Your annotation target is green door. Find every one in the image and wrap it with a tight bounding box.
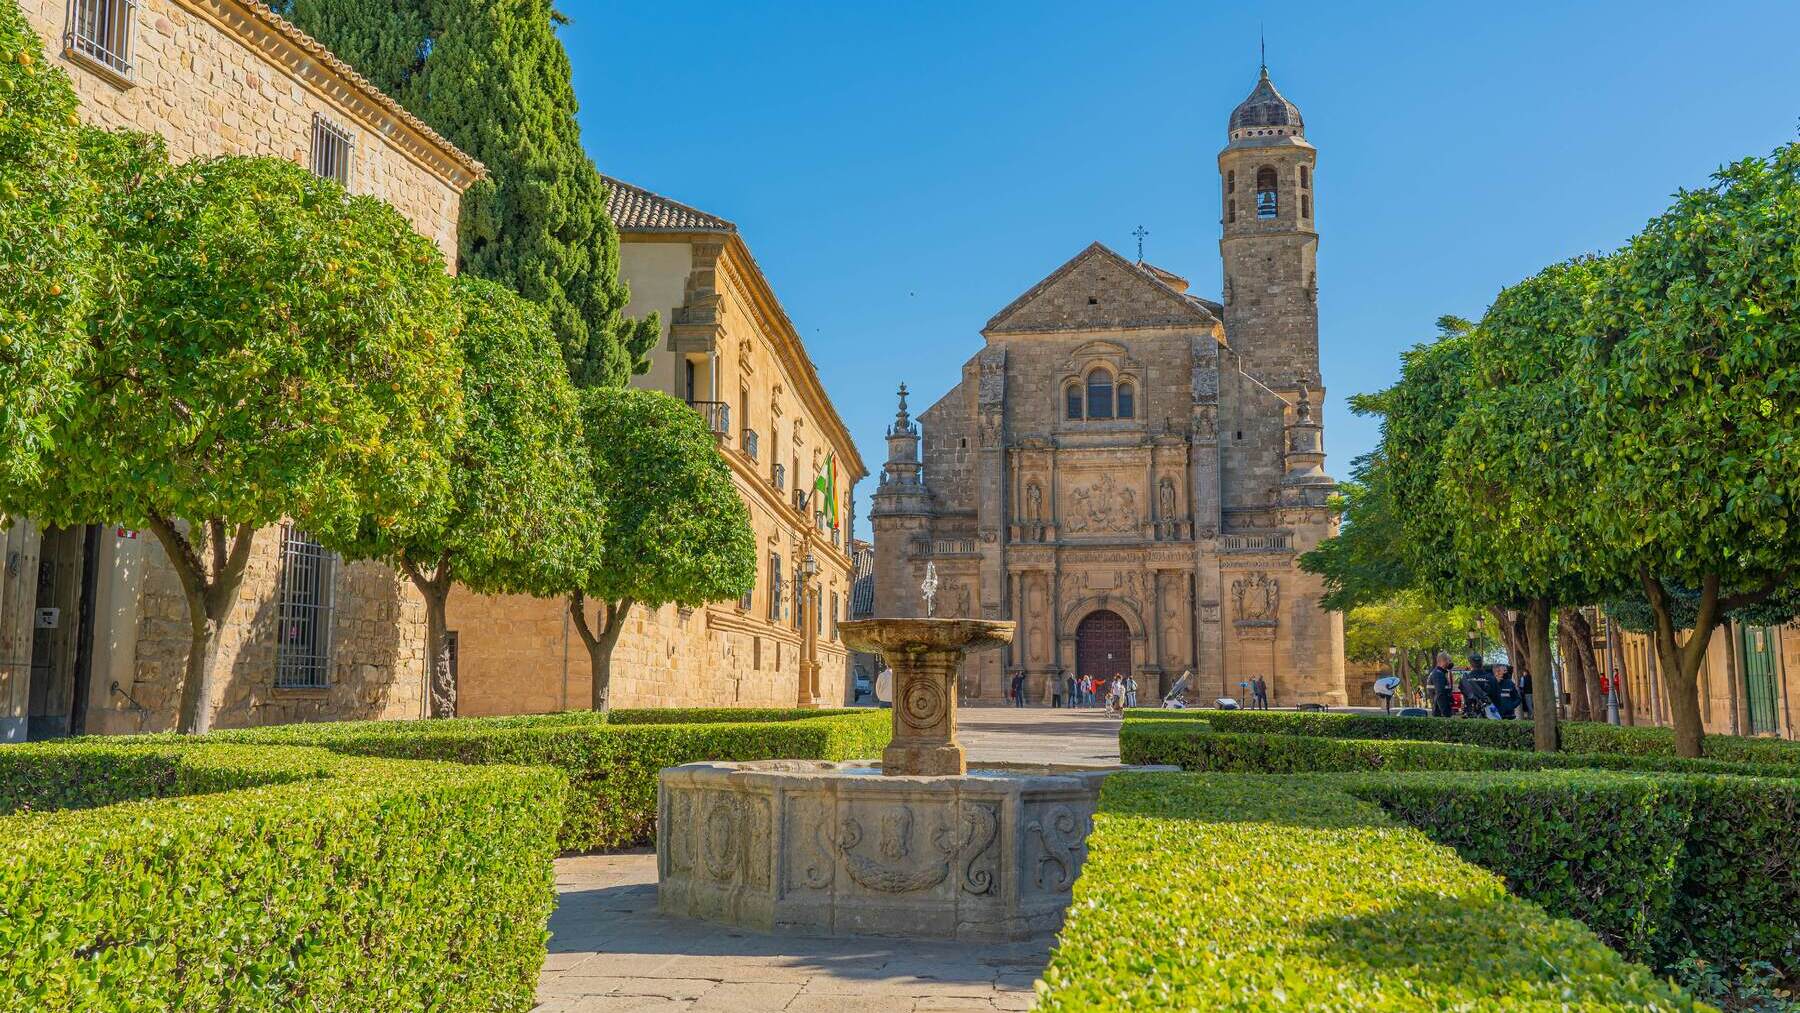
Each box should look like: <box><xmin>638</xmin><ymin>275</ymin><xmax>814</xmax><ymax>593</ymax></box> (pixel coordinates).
<box><xmin>1740</xmin><ymin>625</ymin><xmax>1781</xmax><ymax>736</ymax></box>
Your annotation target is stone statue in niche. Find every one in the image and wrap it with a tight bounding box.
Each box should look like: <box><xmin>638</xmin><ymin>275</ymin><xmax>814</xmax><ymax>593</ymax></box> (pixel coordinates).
<box><xmin>1232</xmin><ymin>572</ymin><xmax>1279</xmax><ymax>622</ymax></box>
<box><xmin>956</xmin><ymin>584</ymin><xmax>972</xmax><ymax>619</ymax></box>
<box><xmin>1158</xmin><ymin>476</ymin><xmax>1176</xmax><ymax>520</ymax></box>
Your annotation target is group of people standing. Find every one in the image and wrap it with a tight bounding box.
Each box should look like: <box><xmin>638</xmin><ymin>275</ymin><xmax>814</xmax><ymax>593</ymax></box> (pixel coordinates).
<box><xmin>1003</xmin><ymin>671</ymin><xmax>1138</xmax><ymax>711</ymax></box>
<box><xmin>1422</xmin><ymin>651</ymin><xmax>1532</xmax><ymax>720</ymax></box>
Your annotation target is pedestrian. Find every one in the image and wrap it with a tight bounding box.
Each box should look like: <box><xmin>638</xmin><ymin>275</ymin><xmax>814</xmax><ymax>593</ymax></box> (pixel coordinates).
<box><xmin>1123</xmin><ymin>673</ymin><xmax>1139</xmax><ymax>709</ymax></box>
<box><xmin>1107</xmin><ymin>674</ymin><xmax>1126</xmax><ymax>715</ymax></box>
<box><xmin>1051</xmin><ymin>675</ymin><xmax>1063</xmax><ymax>709</ymax></box>
<box><xmin>1065</xmin><ymin>671</ymin><xmax>1077</xmax><ymax>709</ymax></box>
<box><xmin>1519</xmin><ymin>668</ymin><xmax>1534</xmax><ymax>719</ymax></box>
<box><xmin>1493</xmin><ymin>663</ymin><xmax>1521</xmax><ymax>720</ymax></box>
<box><xmin>1473</xmin><ymin>655</ymin><xmax>1501</xmax><ymax>718</ymax></box>
<box><xmin>1373</xmin><ymin>672</ymin><xmax>1401</xmax><ymax>715</ymax></box>
<box><xmin>1010</xmin><ymin>670</ymin><xmax>1026</xmax><ymax>708</ymax></box>
<box><xmin>1427</xmin><ymin>651</ymin><xmax>1455</xmax><ymax>717</ymax></box>
<box><xmin>1252</xmin><ymin>676</ymin><xmax>1269</xmax><ymax>710</ymax></box>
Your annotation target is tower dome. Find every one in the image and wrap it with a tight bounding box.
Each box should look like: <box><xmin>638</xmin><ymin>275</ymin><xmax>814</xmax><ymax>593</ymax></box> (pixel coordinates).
<box><xmin>1228</xmin><ymin>67</ymin><xmax>1304</xmax><ymax>140</ymax></box>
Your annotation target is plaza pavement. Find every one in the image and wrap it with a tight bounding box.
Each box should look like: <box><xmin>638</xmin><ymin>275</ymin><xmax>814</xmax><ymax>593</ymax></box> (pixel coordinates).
<box><xmin>534</xmin><ymin>706</ymin><xmax>1120</xmax><ymax>1012</ymax></box>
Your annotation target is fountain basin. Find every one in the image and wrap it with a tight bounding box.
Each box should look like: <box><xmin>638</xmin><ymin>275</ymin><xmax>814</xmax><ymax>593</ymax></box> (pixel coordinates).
<box><xmin>657</xmin><ymin>760</ymin><xmax>1170</xmax><ymax>941</ymax></box>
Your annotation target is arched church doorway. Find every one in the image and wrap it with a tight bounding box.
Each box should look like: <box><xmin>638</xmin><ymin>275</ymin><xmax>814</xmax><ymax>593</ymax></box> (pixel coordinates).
<box><xmin>1075</xmin><ymin>610</ymin><xmax>1130</xmax><ymax>682</ymax></box>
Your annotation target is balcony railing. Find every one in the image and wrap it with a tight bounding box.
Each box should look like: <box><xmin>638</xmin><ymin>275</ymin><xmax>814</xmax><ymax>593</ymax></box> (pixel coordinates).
<box><xmin>771</xmin><ymin>462</ymin><xmax>786</xmax><ymax>492</ymax></box>
<box><xmin>1221</xmin><ymin>531</ymin><xmax>1293</xmax><ymax>553</ymax></box>
<box><xmin>741</xmin><ymin>428</ymin><xmax>760</xmax><ymax>461</ymax></box>
<box><xmin>792</xmin><ymin>488</ymin><xmax>809</xmax><ymax>513</ymax></box>
<box><xmin>687</xmin><ymin>399</ymin><xmax>730</xmax><ymax>436</ymax></box>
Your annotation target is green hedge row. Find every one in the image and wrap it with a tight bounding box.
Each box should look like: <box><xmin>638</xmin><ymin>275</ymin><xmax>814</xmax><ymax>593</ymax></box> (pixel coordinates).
<box><xmin>1</xmin><ymin>743</ymin><xmax>564</xmax><ymax>1012</ymax></box>
<box><xmin>1120</xmin><ymin>719</ymin><xmax>1792</xmax><ymax>778</ymax></box>
<box><xmin>1036</xmin><ymin>772</ymin><xmax>1699</xmax><ymax>1010</ymax></box>
<box><xmin>1153</xmin><ymin>708</ymin><xmax>1800</xmax><ymax>766</ymax></box>
<box><xmin>213</xmin><ymin>709</ymin><xmax>891</xmax><ymax>851</ymax></box>
<box><xmin>1340</xmin><ymin>770</ymin><xmax>1800</xmax><ymax>976</ymax></box>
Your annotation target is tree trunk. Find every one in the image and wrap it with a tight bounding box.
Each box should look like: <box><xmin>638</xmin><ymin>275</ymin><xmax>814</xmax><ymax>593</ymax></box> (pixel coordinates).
<box><xmin>1487</xmin><ymin>605</ymin><xmax>1524</xmax><ymax>668</ymax></box>
<box><xmin>1557</xmin><ymin>613</ymin><xmax>1592</xmax><ymax>721</ymax></box>
<box><xmin>1641</xmin><ymin>570</ymin><xmax>1721</xmax><ymax>759</ymax></box>
<box><xmin>147</xmin><ymin>516</ymin><xmax>256</xmax><ymax>736</ymax></box>
<box><xmin>570</xmin><ymin>592</ymin><xmax>634</xmax><ymax>712</ymax></box>
<box><xmin>399</xmin><ymin>556</ymin><xmax>456</xmax><ymax>718</ymax></box>
<box><xmin>1565</xmin><ymin>608</ymin><xmax>1604</xmax><ymax>719</ymax></box>
<box><xmin>1524</xmin><ymin>598</ymin><xmax>1558</xmax><ymax>752</ymax></box>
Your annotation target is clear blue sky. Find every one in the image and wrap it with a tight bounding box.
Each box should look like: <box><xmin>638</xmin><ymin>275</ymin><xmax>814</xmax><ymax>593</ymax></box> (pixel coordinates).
<box><xmin>561</xmin><ymin>1</ymin><xmax>1800</xmax><ymax>532</ymax></box>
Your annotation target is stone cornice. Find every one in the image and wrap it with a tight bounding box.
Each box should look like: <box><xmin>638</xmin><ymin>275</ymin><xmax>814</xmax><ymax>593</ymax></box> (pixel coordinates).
<box><xmin>183</xmin><ymin>0</ymin><xmax>485</xmax><ymax>191</ymax></box>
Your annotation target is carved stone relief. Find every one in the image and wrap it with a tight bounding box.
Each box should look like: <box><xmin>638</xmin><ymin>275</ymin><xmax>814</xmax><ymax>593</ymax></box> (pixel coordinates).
<box><xmin>1063</xmin><ymin>474</ymin><xmax>1141</xmax><ymax>534</ymax></box>
<box><xmin>978</xmin><ymin>348</ymin><xmax>1007</xmax><ymax>408</ymax></box>
<box><xmin>1025</xmin><ymin>805</ymin><xmax>1082</xmax><ymax>892</ymax></box>
<box><xmin>1233</xmin><ymin>572</ymin><xmax>1279</xmax><ymax>622</ymax></box>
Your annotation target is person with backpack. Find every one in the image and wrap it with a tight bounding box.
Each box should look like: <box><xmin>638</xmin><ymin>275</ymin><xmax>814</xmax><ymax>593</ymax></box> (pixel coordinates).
<box><xmin>1493</xmin><ymin>663</ymin><xmax>1522</xmax><ymax>719</ymax></box>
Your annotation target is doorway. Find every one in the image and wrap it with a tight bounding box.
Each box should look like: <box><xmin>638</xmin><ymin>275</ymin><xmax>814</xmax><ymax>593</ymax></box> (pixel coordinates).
<box><xmin>27</xmin><ymin>525</ymin><xmax>99</xmax><ymax>739</ymax></box>
<box><xmin>1075</xmin><ymin>610</ymin><xmax>1130</xmax><ymax>682</ymax></box>
<box><xmin>1740</xmin><ymin>625</ymin><xmax>1782</xmax><ymax>736</ymax></box>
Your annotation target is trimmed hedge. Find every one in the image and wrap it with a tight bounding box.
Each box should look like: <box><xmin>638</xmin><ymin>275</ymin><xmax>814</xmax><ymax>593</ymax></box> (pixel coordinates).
<box><xmin>213</xmin><ymin>709</ymin><xmax>891</xmax><ymax>851</ymax></box>
<box><xmin>1163</xmin><ymin>707</ymin><xmax>1800</xmax><ymax>766</ymax></box>
<box><xmin>1036</xmin><ymin>772</ymin><xmax>1699</xmax><ymax>1010</ymax></box>
<box><xmin>0</xmin><ymin>743</ymin><xmax>563</xmax><ymax>1012</ymax></box>
<box><xmin>1340</xmin><ymin>770</ymin><xmax>1800</xmax><ymax>975</ymax></box>
<box><xmin>1120</xmin><ymin>719</ymin><xmax>1793</xmax><ymax>778</ymax></box>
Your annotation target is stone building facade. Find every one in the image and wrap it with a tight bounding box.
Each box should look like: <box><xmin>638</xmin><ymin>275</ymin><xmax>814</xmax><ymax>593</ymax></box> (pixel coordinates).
<box><xmin>450</xmin><ymin>179</ymin><xmax>868</xmax><ymax>714</ymax></box>
<box><xmin>0</xmin><ymin>0</ymin><xmax>481</xmax><ymax>739</ymax></box>
<box><xmin>1607</xmin><ymin>621</ymin><xmax>1799</xmax><ymax>740</ymax></box>
<box><xmin>870</xmin><ymin>67</ymin><xmax>1346</xmax><ymax>707</ymax></box>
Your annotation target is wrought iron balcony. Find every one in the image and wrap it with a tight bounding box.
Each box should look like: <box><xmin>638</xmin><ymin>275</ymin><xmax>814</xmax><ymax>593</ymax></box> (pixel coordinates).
<box><xmin>687</xmin><ymin>399</ymin><xmax>730</xmax><ymax>436</ymax></box>
<box><xmin>741</xmin><ymin>428</ymin><xmax>760</xmax><ymax>461</ymax></box>
<box><xmin>772</xmin><ymin>462</ymin><xmax>786</xmax><ymax>492</ymax></box>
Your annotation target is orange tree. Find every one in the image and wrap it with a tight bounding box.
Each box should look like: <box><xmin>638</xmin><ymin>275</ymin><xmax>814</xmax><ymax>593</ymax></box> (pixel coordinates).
<box><xmin>568</xmin><ymin>388</ymin><xmax>753</xmax><ymax>711</ymax></box>
<box><xmin>1577</xmin><ymin>143</ymin><xmax>1800</xmax><ymax>757</ymax></box>
<box><xmin>1441</xmin><ymin>259</ymin><xmax>1620</xmax><ymax>751</ymax></box>
<box><xmin>332</xmin><ymin>276</ymin><xmax>592</xmax><ymax>717</ymax></box>
<box><xmin>20</xmin><ymin>147</ymin><xmax>461</xmax><ymax>734</ymax></box>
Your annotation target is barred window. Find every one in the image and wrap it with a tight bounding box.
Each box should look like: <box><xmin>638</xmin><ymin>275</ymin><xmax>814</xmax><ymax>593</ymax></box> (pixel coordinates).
<box><xmin>768</xmin><ymin>553</ymin><xmax>783</xmax><ymax>622</ymax></box>
<box><xmin>275</xmin><ymin>525</ymin><xmax>336</xmax><ymax>689</ymax></box>
<box><xmin>65</xmin><ymin>0</ymin><xmax>136</xmax><ymax>81</ymax></box>
<box><xmin>310</xmin><ymin>114</ymin><xmax>353</xmax><ymax>186</ymax></box>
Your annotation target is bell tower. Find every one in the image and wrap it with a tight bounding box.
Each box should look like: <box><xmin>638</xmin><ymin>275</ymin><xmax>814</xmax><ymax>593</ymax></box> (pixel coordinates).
<box><xmin>1217</xmin><ymin>64</ymin><xmax>1319</xmax><ymax>389</ymax></box>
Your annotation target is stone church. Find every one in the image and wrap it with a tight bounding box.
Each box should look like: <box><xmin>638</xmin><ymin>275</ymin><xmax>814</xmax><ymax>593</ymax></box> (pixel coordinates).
<box><xmin>870</xmin><ymin>66</ymin><xmax>1345</xmax><ymax>707</ymax></box>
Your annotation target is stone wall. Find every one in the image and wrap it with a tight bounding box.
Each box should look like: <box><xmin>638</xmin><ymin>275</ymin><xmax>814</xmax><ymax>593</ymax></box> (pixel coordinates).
<box><xmin>1612</xmin><ymin>624</ymin><xmax>1799</xmax><ymax>739</ymax></box>
<box><xmin>20</xmin><ymin>0</ymin><xmax>471</xmax><ymax>262</ymax></box>
<box><xmin>82</xmin><ymin>524</ymin><xmax>425</xmax><ymax>735</ymax></box>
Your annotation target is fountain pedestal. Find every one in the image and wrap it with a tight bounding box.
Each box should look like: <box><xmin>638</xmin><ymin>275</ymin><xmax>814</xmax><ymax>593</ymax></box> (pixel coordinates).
<box><xmin>837</xmin><ymin>618</ymin><xmax>1013</xmax><ymax>776</ymax></box>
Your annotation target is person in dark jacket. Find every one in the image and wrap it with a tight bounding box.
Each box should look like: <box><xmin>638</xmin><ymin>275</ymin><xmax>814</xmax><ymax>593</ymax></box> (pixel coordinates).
<box><xmin>1460</xmin><ymin>654</ymin><xmax>1494</xmax><ymax>718</ymax></box>
<box><xmin>1519</xmin><ymin>669</ymin><xmax>1534</xmax><ymax>719</ymax></box>
<box><xmin>1427</xmin><ymin>652</ymin><xmax>1455</xmax><ymax>717</ymax></box>
<box><xmin>1493</xmin><ymin>663</ymin><xmax>1522</xmax><ymax>719</ymax></box>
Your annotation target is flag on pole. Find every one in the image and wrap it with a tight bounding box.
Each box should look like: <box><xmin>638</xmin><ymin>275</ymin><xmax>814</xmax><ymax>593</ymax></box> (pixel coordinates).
<box><xmin>813</xmin><ymin>454</ymin><xmax>839</xmax><ymax>528</ymax></box>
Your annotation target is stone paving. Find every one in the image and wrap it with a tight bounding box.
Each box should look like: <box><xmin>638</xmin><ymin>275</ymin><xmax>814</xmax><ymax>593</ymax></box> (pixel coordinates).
<box><xmin>535</xmin><ymin>709</ymin><xmax>1118</xmax><ymax>1012</ymax></box>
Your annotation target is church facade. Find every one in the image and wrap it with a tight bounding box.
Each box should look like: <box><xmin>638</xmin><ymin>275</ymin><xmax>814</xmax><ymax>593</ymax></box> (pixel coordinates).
<box><xmin>869</xmin><ymin>67</ymin><xmax>1346</xmax><ymax>707</ymax></box>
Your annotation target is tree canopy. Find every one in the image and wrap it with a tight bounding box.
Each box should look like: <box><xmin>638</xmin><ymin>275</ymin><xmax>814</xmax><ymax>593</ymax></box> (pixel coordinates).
<box><xmin>0</xmin><ymin>5</ymin><xmax>96</xmax><ymax>494</ymax></box>
<box><xmin>278</xmin><ymin>0</ymin><xmax>659</xmax><ymax>387</ymax></box>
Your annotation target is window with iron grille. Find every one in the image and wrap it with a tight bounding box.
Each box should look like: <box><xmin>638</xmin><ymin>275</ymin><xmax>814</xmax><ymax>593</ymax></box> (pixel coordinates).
<box><xmin>64</xmin><ymin>0</ymin><xmax>135</xmax><ymax>81</ymax></box>
<box><xmin>768</xmin><ymin>553</ymin><xmax>782</xmax><ymax>621</ymax></box>
<box><xmin>310</xmin><ymin>114</ymin><xmax>354</xmax><ymax>186</ymax></box>
<box><xmin>275</xmin><ymin>525</ymin><xmax>336</xmax><ymax>689</ymax></box>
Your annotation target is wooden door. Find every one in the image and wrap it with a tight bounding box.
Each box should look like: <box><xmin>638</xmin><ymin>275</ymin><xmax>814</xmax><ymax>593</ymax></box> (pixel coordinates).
<box><xmin>1741</xmin><ymin>625</ymin><xmax>1781</xmax><ymax>735</ymax></box>
<box><xmin>1076</xmin><ymin>610</ymin><xmax>1130</xmax><ymax>681</ymax></box>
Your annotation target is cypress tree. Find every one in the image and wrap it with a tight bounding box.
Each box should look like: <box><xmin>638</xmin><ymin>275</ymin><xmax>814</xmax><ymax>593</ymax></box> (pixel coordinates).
<box><xmin>279</xmin><ymin>0</ymin><xmax>658</xmax><ymax>386</ymax></box>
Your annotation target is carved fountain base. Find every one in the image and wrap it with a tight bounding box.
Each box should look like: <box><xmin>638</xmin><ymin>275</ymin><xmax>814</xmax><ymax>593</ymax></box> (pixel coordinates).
<box><xmin>657</xmin><ymin>760</ymin><xmax>1118</xmax><ymax>941</ymax></box>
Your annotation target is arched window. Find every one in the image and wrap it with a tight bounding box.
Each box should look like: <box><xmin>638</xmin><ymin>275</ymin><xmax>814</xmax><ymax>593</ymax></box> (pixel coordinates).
<box><xmin>1065</xmin><ymin>383</ymin><xmax>1083</xmax><ymax>420</ymax></box>
<box><xmin>1086</xmin><ymin>369</ymin><xmax>1114</xmax><ymax>420</ymax></box>
<box><xmin>1255</xmin><ymin>166</ymin><xmax>1278</xmax><ymax>219</ymax></box>
<box><xmin>1300</xmin><ymin>165</ymin><xmax>1311</xmax><ymax>190</ymax></box>
<box><xmin>1301</xmin><ymin>194</ymin><xmax>1311</xmax><ymax>219</ymax></box>
<box><xmin>1116</xmin><ymin>382</ymin><xmax>1135</xmax><ymax>419</ymax></box>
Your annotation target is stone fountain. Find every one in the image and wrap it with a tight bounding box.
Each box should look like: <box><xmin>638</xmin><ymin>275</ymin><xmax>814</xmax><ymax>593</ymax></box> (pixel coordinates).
<box><xmin>657</xmin><ymin>577</ymin><xmax>1153</xmax><ymax>941</ymax></box>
